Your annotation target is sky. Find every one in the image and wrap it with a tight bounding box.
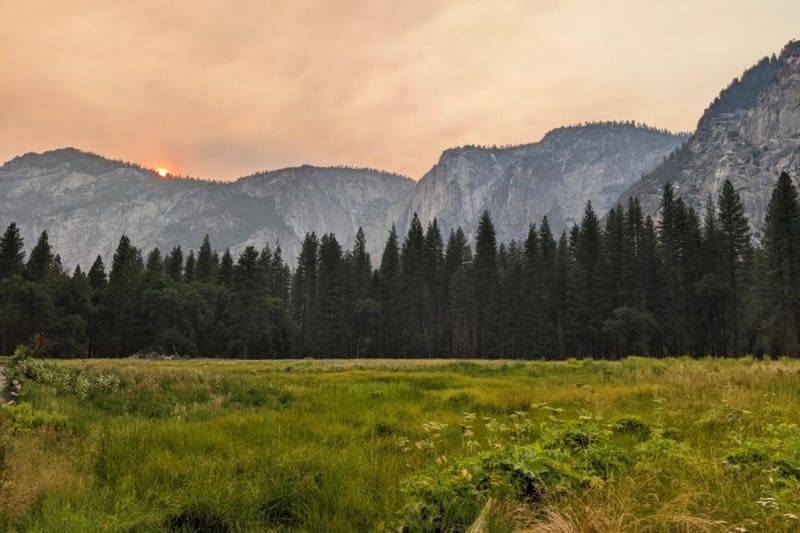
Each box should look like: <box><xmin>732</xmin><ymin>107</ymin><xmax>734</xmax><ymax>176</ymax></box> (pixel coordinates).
<box><xmin>1</xmin><ymin>1</ymin><xmax>798</xmax><ymax>181</ymax></box>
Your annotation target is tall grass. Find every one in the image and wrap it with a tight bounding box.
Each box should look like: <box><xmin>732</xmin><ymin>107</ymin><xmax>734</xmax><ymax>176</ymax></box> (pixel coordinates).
<box><xmin>1</xmin><ymin>358</ymin><xmax>800</xmax><ymax>531</ymax></box>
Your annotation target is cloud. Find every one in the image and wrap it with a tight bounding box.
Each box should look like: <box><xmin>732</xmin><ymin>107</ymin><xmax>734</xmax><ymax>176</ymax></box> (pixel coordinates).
<box><xmin>1</xmin><ymin>0</ymin><xmax>799</xmax><ymax>180</ymax></box>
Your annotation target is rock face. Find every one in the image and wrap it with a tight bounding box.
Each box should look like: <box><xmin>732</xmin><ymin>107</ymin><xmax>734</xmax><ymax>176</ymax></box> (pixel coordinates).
<box><xmin>0</xmin><ymin>150</ymin><xmax>413</xmax><ymax>265</ymax></box>
<box><xmin>617</xmin><ymin>40</ymin><xmax>800</xmax><ymax>237</ymax></box>
<box><xmin>402</xmin><ymin>123</ymin><xmax>686</xmax><ymax>241</ymax></box>
<box><xmin>0</xmin><ymin>125</ymin><xmax>686</xmax><ymax>267</ymax></box>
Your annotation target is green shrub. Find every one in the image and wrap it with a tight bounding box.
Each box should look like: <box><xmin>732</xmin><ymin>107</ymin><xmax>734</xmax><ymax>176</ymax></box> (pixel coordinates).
<box><xmin>10</xmin><ymin>359</ymin><xmax>122</xmax><ymax>400</ymax></box>
<box><xmin>0</xmin><ymin>403</ymin><xmax>68</xmax><ymax>433</ymax></box>
<box><xmin>398</xmin><ymin>445</ymin><xmax>590</xmax><ymax>531</ymax></box>
<box><xmin>11</xmin><ymin>344</ymin><xmax>33</xmax><ymax>363</ymax></box>
<box><xmin>725</xmin><ymin>442</ymin><xmax>770</xmax><ymax>465</ymax></box>
<box><xmin>611</xmin><ymin>415</ymin><xmax>652</xmax><ymax>440</ymax></box>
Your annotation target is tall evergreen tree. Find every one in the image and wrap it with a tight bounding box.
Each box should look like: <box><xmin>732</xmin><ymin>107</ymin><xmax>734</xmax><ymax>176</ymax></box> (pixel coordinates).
<box><xmin>717</xmin><ymin>180</ymin><xmax>751</xmax><ymax>354</ymax></box>
<box><xmin>88</xmin><ymin>256</ymin><xmax>107</xmax><ymax>291</ymax></box>
<box><xmin>145</xmin><ymin>248</ymin><xmax>164</xmax><ymax>274</ymax></box>
<box><xmin>218</xmin><ymin>249</ymin><xmax>233</xmax><ymax>287</ymax></box>
<box><xmin>86</xmin><ymin>255</ymin><xmax>108</xmax><ymax>356</ymax></box>
<box><xmin>196</xmin><ymin>235</ymin><xmax>216</xmax><ymax>282</ymax></box>
<box><xmin>763</xmin><ymin>172</ymin><xmax>800</xmax><ymax>355</ymax></box>
<box><xmin>444</xmin><ymin>228</ymin><xmax>474</xmax><ymax>357</ymax></box>
<box><xmin>291</xmin><ymin>233</ymin><xmax>319</xmax><ymax>354</ymax></box>
<box><xmin>25</xmin><ymin>230</ymin><xmax>54</xmax><ymax>282</ymax></box>
<box><xmin>165</xmin><ymin>245</ymin><xmax>183</xmax><ymax>281</ymax></box>
<box><xmin>227</xmin><ymin>246</ymin><xmax>267</xmax><ymax>357</ymax></box>
<box><xmin>108</xmin><ymin>236</ymin><xmax>144</xmax><ymax>354</ymax></box>
<box><xmin>349</xmin><ymin>228</ymin><xmax>373</xmax><ymax>356</ymax></box>
<box><xmin>424</xmin><ymin>220</ymin><xmax>445</xmax><ymax>356</ymax></box>
<box><xmin>0</xmin><ymin>223</ymin><xmax>25</xmax><ymax>280</ymax></box>
<box><xmin>474</xmin><ymin>211</ymin><xmax>499</xmax><ymax>356</ymax></box>
<box><xmin>270</xmin><ymin>245</ymin><xmax>291</xmax><ymax>304</ymax></box>
<box><xmin>184</xmin><ymin>250</ymin><xmax>196</xmax><ymax>282</ymax></box>
<box><xmin>377</xmin><ymin>225</ymin><xmax>402</xmax><ymax>356</ymax></box>
<box><xmin>317</xmin><ymin>233</ymin><xmax>345</xmax><ymax>355</ymax></box>
<box><xmin>399</xmin><ymin>214</ymin><xmax>427</xmax><ymax>355</ymax></box>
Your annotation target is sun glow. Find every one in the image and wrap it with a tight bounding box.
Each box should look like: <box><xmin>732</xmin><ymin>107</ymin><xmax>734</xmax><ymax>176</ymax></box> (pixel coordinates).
<box><xmin>155</xmin><ymin>167</ymin><xmax>169</xmax><ymax>178</ymax></box>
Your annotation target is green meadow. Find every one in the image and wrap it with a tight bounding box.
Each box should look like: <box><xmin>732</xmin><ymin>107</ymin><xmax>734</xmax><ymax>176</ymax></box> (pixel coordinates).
<box><xmin>3</xmin><ymin>357</ymin><xmax>800</xmax><ymax>532</ymax></box>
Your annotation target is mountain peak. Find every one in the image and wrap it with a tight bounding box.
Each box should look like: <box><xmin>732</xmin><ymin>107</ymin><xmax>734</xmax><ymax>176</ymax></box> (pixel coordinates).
<box><xmin>0</xmin><ymin>147</ymin><xmax>143</xmax><ymax>176</ymax></box>
<box><xmin>237</xmin><ymin>164</ymin><xmax>411</xmax><ymax>184</ymax></box>
<box><xmin>702</xmin><ymin>55</ymin><xmax>781</xmax><ymax>120</ymax></box>
<box><xmin>780</xmin><ymin>39</ymin><xmax>800</xmax><ymax>60</ymax></box>
<box><xmin>542</xmin><ymin>121</ymin><xmax>688</xmax><ymax>141</ymax></box>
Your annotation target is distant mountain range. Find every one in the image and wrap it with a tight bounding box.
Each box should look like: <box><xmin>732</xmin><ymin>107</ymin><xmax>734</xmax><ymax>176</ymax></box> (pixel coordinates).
<box><xmin>2</xmin><ymin>39</ymin><xmax>798</xmax><ymax>266</ymax></box>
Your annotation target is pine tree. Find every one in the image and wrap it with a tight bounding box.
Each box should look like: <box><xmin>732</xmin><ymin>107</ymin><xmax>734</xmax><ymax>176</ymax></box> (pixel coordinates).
<box><xmin>25</xmin><ymin>230</ymin><xmax>54</xmax><ymax>282</ymax></box>
<box><xmin>423</xmin><ymin>219</ymin><xmax>444</xmax><ymax>356</ymax></box>
<box><xmin>571</xmin><ymin>202</ymin><xmax>603</xmax><ymax>355</ymax></box>
<box><xmin>697</xmin><ymin>196</ymin><xmax>725</xmax><ymax>354</ymax></box>
<box><xmin>399</xmin><ymin>214</ymin><xmax>427</xmax><ymax>355</ymax></box>
<box><xmin>218</xmin><ymin>249</ymin><xmax>233</xmax><ymax>287</ymax></box>
<box><xmin>600</xmin><ymin>205</ymin><xmax>625</xmax><ymax>319</ymax></box>
<box><xmin>377</xmin><ymin>225</ymin><xmax>401</xmax><ymax>356</ymax></box>
<box><xmin>621</xmin><ymin>198</ymin><xmax>644</xmax><ymax>307</ymax></box>
<box><xmin>53</xmin><ymin>265</ymin><xmax>93</xmax><ymax>355</ymax></box>
<box><xmin>196</xmin><ymin>235</ymin><xmax>216</xmax><ymax>282</ymax></box>
<box><xmin>108</xmin><ymin>235</ymin><xmax>144</xmax><ymax>354</ymax></box>
<box><xmin>763</xmin><ymin>172</ymin><xmax>800</xmax><ymax>354</ymax></box>
<box><xmin>254</xmin><ymin>244</ymin><xmax>272</xmax><ymax>294</ymax></box>
<box><xmin>538</xmin><ymin>218</ymin><xmax>560</xmax><ymax>356</ymax></box>
<box><xmin>227</xmin><ymin>246</ymin><xmax>266</xmax><ymax>357</ymax></box>
<box><xmin>317</xmin><ymin>233</ymin><xmax>345</xmax><ymax>355</ymax></box>
<box><xmin>146</xmin><ymin>248</ymin><xmax>164</xmax><ymax>274</ymax></box>
<box><xmin>0</xmin><ymin>223</ymin><xmax>25</xmax><ymax>280</ymax></box>
<box><xmin>474</xmin><ymin>211</ymin><xmax>499</xmax><ymax>357</ymax></box>
<box><xmin>270</xmin><ymin>245</ymin><xmax>291</xmax><ymax>304</ymax></box>
<box><xmin>521</xmin><ymin>224</ymin><xmax>543</xmax><ymax>356</ymax></box>
<box><xmin>88</xmin><ymin>256</ymin><xmax>107</xmax><ymax>291</ymax></box>
<box><xmin>717</xmin><ymin>180</ymin><xmax>751</xmax><ymax>354</ymax></box>
<box><xmin>291</xmin><ymin>233</ymin><xmax>319</xmax><ymax>354</ymax></box>
<box><xmin>165</xmin><ymin>245</ymin><xmax>184</xmax><ymax>281</ymax></box>
<box><xmin>554</xmin><ymin>232</ymin><xmax>570</xmax><ymax>358</ymax></box>
<box><xmin>184</xmin><ymin>251</ymin><xmax>196</xmax><ymax>282</ymax></box>
<box><xmin>349</xmin><ymin>228</ymin><xmax>373</xmax><ymax>357</ymax></box>
<box><xmin>658</xmin><ymin>183</ymin><xmax>682</xmax><ymax>354</ymax></box>
<box><xmin>86</xmin><ymin>255</ymin><xmax>108</xmax><ymax>356</ymax></box>
<box><xmin>444</xmin><ymin>228</ymin><xmax>474</xmax><ymax>357</ymax></box>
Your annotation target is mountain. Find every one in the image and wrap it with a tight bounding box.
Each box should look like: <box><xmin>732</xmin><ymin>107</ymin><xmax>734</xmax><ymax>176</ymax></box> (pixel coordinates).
<box><xmin>0</xmin><ymin>124</ymin><xmax>686</xmax><ymax>267</ymax></box>
<box><xmin>402</xmin><ymin>123</ymin><xmax>687</xmax><ymax>241</ymax></box>
<box><xmin>0</xmin><ymin>149</ymin><xmax>413</xmax><ymax>265</ymax></box>
<box><xmin>616</xmin><ymin>40</ymin><xmax>800</xmax><ymax>236</ymax></box>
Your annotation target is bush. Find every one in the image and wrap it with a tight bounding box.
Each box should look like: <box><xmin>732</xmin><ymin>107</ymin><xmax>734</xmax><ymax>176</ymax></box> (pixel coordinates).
<box><xmin>725</xmin><ymin>442</ymin><xmax>771</xmax><ymax>465</ymax></box>
<box><xmin>611</xmin><ymin>415</ymin><xmax>652</xmax><ymax>440</ymax></box>
<box><xmin>398</xmin><ymin>445</ymin><xmax>590</xmax><ymax>531</ymax></box>
<box><xmin>0</xmin><ymin>403</ymin><xmax>68</xmax><ymax>433</ymax></box>
<box><xmin>11</xmin><ymin>344</ymin><xmax>33</xmax><ymax>363</ymax></box>
<box><xmin>10</xmin><ymin>359</ymin><xmax>122</xmax><ymax>400</ymax></box>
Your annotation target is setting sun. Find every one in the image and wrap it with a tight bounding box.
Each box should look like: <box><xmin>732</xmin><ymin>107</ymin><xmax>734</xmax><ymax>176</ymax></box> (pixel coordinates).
<box><xmin>155</xmin><ymin>167</ymin><xmax>169</xmax><ymax>178</ymax></box>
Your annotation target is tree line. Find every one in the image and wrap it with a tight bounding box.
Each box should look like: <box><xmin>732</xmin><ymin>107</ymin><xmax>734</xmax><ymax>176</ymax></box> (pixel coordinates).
<box><xmin>2</xmin><ymin>172</ymin><xmax>800</xmax><ymax>359</ymax></box>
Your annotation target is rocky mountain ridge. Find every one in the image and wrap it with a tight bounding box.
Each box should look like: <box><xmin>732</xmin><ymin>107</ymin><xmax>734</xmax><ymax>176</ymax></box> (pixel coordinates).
<box><xmin>403</xmin><ymin>122</ymin><xmax>686</xmax><ymax>242</ymax></box>
<box><xmin>1</xmin><ymin>122</ymin><xmax>685</xmax><ymax>267</ymax></box>
<box><xmin>616</xmin><ymin>40</ymin><xmax>800</xmax><ymax>236</ymax></box>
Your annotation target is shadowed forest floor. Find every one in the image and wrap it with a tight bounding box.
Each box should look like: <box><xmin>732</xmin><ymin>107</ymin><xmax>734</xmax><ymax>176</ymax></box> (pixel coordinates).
<box><xmin>2</xmin><ymin>357</ymin><xmax>800</xmax><ymax>531</ymax></box>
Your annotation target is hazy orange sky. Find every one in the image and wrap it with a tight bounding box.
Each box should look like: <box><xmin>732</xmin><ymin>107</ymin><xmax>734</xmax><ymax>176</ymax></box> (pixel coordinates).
<box><xmin>1</xmin><ymin>1</ymin><xmax>798</xmax><ymax>180</ymax></box>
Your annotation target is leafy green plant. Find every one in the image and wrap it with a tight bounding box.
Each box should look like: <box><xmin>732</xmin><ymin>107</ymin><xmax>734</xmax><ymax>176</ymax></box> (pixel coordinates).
<box><xmin>0</xmin><ymin>402</ymin><xmax>67</xmax><ymax>433</ymax></box>
<box><xmin>611</xmin><ymin>415</ymin><xmax>652</xmax><ymax>440</ymax></box>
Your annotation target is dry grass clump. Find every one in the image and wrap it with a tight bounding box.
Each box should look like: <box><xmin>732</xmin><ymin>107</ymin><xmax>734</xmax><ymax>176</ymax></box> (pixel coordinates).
<box><xmin>0</xmin><ymin>429</ymin><xmax>87</xmax><ymax>522</ymax></box>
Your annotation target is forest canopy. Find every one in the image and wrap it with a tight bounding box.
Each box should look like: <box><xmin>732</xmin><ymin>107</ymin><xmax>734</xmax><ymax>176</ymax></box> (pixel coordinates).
<box><xmin>1</xmin><ymin>172</ymin><xmax>799</xmax><ymax>359</ymax></box>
